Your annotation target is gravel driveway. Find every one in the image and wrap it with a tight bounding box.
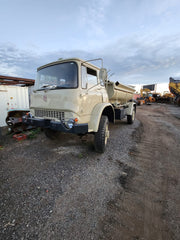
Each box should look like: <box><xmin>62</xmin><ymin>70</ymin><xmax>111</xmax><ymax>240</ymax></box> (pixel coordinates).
<box><xmin>0</xmin><ymin>103</ymin><xmax>180</xmax><ymax>240</ymax></box>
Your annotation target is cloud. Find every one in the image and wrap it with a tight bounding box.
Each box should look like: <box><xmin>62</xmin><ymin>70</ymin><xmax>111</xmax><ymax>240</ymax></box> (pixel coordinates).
<box><xmin>0</xmin><ymin>43</ymin><xmax>95</xmax><ymax>79</ymax></box>
<box><xmin>148</xmin><ymin>0</ymin><xmax>180</xmax><ymax>15</ymax></box>
<box><xmin>1</xmin><ymin>33</ymin><xmax>180</xmax><ymax>84</ymax></box>
<box><xmin>79</xmin><ymin>0</ymin><xmax>110</xmax><ymax>37</ymax></box>
<box><xmin>99</xmin><ymin>33</ymin><xmax>180</xmax><ymax>83</ymax></box>
<box><xmin>0</xmin><ymin>62</ymin><xmax>21</xmax><ymax>77</ymax></box>
<box><xmin>172</xmin><ymin>72</ymin><xmax>180</xmax><ymax>78</ymax></box>
<box><xmin>0</xmin><ymin>43</ymin><xmax>40</xmax><ymax>78</ymax></box>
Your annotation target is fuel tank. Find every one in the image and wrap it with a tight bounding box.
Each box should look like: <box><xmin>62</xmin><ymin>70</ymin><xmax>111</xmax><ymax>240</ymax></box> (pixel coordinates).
<box><xmin>105</xmin><ymin>81</ymin><xmax>135</xmax><ymax>105</ymax></box>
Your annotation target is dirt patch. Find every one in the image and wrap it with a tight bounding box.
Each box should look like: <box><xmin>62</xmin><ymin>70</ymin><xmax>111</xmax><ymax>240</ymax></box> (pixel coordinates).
<box><xmin>0</xmin><ymin>104</ymin><xmax>180</xmax><ymax>240</ymax></box>
<box><xmin>97</xmin><ymin>104</ymin><xmax>180</xmax><ymax>240</ymax></box>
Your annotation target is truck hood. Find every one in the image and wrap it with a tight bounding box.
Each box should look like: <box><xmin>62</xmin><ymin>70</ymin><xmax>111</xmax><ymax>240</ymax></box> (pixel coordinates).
<box><xmin>30</xmin><ymin>89</ymin><xmax>80</xmax><ymax>114</ymax></box>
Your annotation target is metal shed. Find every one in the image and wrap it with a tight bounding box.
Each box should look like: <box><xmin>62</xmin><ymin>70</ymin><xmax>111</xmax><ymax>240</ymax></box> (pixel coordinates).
<box><xmin>0</xmin><ymin>75</ymin><xmax>34</xmax><ymax>127</ymax></box>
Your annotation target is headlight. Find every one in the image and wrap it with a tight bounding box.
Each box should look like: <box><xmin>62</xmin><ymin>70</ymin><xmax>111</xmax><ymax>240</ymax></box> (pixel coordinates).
<box><xmin>25</xmin><ymin>112</ymin><xmax>33</xmax><ymax>118</ymax></box>
<box><xmin>64</xmin><ymin>118</ymin><xmax>78</xmax><ymax>129</ymax></box>
<box><xmin>65</xmin><ymin>119</ymin><xmax>74</xmax><ymax>129</ymax></box>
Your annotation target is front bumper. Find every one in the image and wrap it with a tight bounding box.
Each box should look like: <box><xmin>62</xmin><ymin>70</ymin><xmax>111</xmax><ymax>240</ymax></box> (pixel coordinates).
<box><xmin>23</xmin><ymin>117</ymin><xmax>88</xmax><ymax>134</ymax></box>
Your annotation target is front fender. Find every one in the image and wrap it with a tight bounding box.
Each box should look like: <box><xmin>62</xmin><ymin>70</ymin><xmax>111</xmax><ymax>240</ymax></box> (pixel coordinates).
<box><xmin>88</xmin><ymin>103</ymin><xmax>114</xmax><ymax>132</ymax></box>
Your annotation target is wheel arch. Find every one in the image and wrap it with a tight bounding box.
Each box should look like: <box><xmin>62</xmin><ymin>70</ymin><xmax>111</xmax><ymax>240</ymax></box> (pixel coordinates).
<box><xmin>102</xmin><ymin>105</ymin><xmax>115</xmax><ymax>123</ymax></box>
<box><xmin>89</xmin><ymin>103</ymin><xmax>115</xmax><ymax>132</ymax></box>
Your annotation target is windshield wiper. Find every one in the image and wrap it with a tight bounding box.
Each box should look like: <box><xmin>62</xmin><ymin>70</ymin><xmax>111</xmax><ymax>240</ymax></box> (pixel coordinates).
<box><xmin>36</xmin><ymin>84</ymin><xmax>53</xmax><ymax>91</ymax></box>
<box><xmin>53</xmin><ymin>86</ymin><xmax>68</xmax><ymax>89</ymax></box>
<box><xmin>42</xmin><ymin>84</ymin><xmax>51</xmax><ymax>88</ymax></box>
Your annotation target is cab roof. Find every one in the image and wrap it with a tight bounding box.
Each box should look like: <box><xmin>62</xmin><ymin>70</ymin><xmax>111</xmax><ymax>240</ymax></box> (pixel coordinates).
<box><xmin>37</xmin><ymin>58</ymin><xmax>101</xmax><ymax>71</ymax></box>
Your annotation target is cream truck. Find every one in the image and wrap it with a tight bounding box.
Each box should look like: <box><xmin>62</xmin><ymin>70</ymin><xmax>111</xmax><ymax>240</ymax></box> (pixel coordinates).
<box><xmin>24</xmin><ymin>58</ymin><xmax>136</xmax><ymax>152</ymax></box>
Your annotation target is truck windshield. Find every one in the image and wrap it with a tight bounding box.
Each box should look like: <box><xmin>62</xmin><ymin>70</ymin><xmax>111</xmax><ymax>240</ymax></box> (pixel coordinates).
<box><xmin>35</xmin><ymin>62</ymin><xmax>78</xmax><ymax>90</ymax></box>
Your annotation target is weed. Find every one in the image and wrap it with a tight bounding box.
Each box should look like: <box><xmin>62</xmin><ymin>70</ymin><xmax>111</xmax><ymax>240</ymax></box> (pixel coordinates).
<box><xmin>28</xmin><ymin>128</ymin><xmax>41</xmax><ymax>139</ymax></box>
<box><xmin>78</xmin><ymin>153</ymin><xmax>84</xmax><ymax>159</ymax></box>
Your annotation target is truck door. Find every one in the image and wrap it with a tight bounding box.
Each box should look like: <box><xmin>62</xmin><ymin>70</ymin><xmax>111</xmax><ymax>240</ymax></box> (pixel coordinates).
<box><xmin>80</xmin><ymin>65</ymin><xmax>103</xmax><ymax>121</ymax></box>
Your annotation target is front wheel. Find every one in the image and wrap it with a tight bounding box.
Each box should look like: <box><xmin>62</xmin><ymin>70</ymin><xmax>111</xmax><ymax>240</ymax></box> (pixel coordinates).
<box><xmin>44</xmin><ymin>128</ymin><xmax>60</xmax><ymax>140</ymax></box>
<box><xmin>94</xmin><ymin>115</ymin><xmax>109</xmax><ymax>153</ymax></box>
<box><xmin>127</xmin><ymin>107</ymin><xmax>136</xmax><ymax>124</ymax></box>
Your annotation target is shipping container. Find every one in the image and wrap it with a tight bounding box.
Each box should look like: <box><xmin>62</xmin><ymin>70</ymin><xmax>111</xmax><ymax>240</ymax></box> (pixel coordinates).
<box><xmin>0</xmin><ymin>86</ymin><xmax>29</xmax><ymax>127</ymax></box>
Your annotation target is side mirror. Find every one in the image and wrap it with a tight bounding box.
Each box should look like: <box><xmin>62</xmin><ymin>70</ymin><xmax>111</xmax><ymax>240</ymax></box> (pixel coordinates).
<box><xmin>99</xmin><ymin>68</ymin><xmax>107</xmax><ymax>83</ymax></box>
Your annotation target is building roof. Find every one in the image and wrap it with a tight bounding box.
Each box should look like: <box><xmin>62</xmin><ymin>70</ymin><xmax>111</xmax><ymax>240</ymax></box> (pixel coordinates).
<box><xmin>0</xmin><ymin>75</ymin><xmax>35</xmax><ymax>86</ymax></box>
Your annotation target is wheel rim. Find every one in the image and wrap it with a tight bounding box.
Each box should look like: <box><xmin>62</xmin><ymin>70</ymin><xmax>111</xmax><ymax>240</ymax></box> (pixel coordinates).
<box><xmin>132</xmin><ymin>109</ymin><xmax>135</xmax><ymax>121</ymax></box>
<box><xmin>105</xmin><ymin>123</ymin><xmax>109</xmax><ymax>145</ymax></box>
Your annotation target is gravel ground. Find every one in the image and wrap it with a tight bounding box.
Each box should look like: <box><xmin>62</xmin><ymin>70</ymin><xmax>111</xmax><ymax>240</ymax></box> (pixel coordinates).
<box><xmin>0</xmin><ymin>103</ymin><xmax>180</xmax><ymax>240</ymax></box>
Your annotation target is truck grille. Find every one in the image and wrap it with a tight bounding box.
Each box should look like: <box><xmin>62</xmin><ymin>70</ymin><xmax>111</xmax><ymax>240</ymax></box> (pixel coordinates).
<box><xmin>35</xmin><ymin>109</ymin><xmax>65</xmax><ymax>121</ymax></box>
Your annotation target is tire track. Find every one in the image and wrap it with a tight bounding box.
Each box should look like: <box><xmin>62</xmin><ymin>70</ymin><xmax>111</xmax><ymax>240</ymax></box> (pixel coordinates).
<box><xmin>98</xmin><ymin>104</ymin><xmax>180</xmax><ymax>240</ymax></box>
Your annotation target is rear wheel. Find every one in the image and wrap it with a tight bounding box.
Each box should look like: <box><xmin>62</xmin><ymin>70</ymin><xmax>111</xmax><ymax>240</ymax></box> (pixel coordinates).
<box><xmin>127</xmin><ymin>107</ymin><xmax>136</xmax><ymax>124</ymax></box>
<box><xmin>94</xmin><ymin>115</ymin><xmax>109</xmax><ymax>153</ymax></box>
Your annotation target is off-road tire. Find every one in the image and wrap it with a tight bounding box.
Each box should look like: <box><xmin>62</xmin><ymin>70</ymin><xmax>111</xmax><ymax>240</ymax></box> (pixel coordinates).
<box><xmin>44</xmin><ymin>129</ymin><xmax>59</xmax><ymax>140</ymax></box>
<box><xmin>177</xmin><ymin>96</ymin><xmax>180</xmax><ymax>106</ymax></box>
<box><xmin>94</xmin><ymin>115</ymin><xmax>109</xmax><ymax>153</ymax></box>
<box><xmin>127</xmin><ymin>107</ymin><xmax>136</xmax><ymax>124</ymax></box>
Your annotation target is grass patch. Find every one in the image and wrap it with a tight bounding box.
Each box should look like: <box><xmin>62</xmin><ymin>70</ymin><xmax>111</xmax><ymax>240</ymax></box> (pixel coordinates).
<box><xmin>27</xmin><ymin>128</ymin><xmax>41</xmax><ymax>139</ymax></box>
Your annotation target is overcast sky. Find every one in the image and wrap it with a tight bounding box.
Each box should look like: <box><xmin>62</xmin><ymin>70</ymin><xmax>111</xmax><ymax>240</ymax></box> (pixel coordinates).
<box><xmin>0</xmin><ymin>0</ymin><xmax>180</xmax><ymax>85</ymax></box>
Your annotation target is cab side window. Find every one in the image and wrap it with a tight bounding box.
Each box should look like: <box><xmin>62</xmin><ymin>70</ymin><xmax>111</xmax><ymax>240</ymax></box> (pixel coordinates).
<box><xmin>87</xmin><ymin>67</ymin><xmax>97</xmax><ymax>87</ymax></box>
<box><xmin>81</xmin><ymin>66</ymin><xmax>97</xmax><ymax>89</ymax></box>
<box><xmin>81</xmin><ymin>66</ymin><xmax>87</xmax><ymax>89</ymax></box>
